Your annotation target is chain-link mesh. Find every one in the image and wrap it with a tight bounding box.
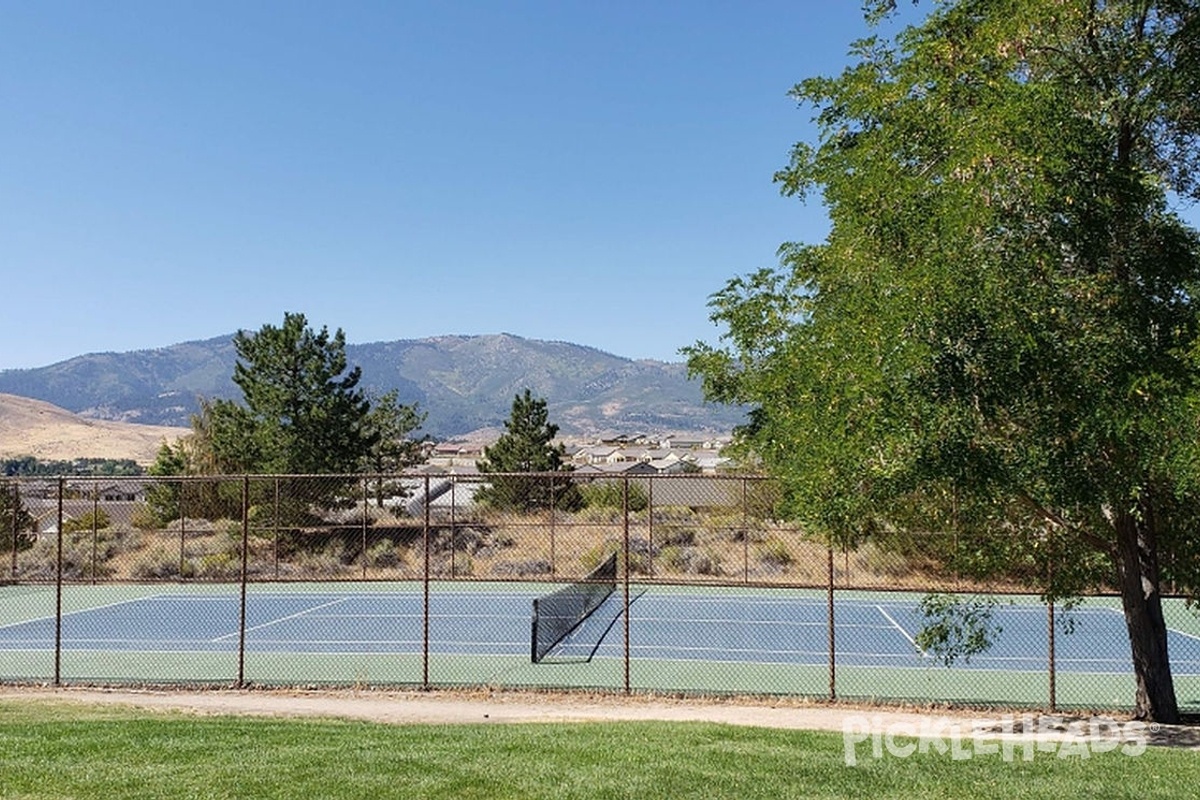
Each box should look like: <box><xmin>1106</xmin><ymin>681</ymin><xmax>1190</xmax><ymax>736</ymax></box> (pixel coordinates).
<box><xmin>1</xmin><ymin>474</ymin><xmax>1196</xmax><ymax>714</ymax></box>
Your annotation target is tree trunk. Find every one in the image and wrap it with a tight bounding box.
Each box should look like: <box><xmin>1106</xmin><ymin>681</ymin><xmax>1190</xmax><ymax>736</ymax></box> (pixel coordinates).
<box><xmin>1112</xmin><ymin>507</ymin><xmax>1179</xmax><ymax>723</ymax></box>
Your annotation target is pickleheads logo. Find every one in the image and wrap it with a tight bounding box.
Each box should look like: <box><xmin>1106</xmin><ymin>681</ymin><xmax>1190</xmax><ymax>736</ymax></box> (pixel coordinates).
<box><xmin>841</xmin><ymin>714</ymin><xmax>1148</xmax><ymax>766</ymax></box>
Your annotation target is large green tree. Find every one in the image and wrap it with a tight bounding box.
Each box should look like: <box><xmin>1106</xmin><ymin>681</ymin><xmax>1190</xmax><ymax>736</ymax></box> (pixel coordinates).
<box><xmin>687</xmin><ymin>0</ymin><xmax>1200</xmax><ymax>722</ymax></box>
<box><xmin>210</xmin><ymin>312</ymin><xmax>378</xmax><ymax>475</ymax></box>
<box><xmin>475</xmin><ymin>389</ymin><xmax>582</xmax><ymax>512</ymax></box>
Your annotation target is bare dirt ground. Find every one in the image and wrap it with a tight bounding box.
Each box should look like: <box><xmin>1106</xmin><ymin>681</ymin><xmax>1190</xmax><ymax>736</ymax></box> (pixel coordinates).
<box><xmin>0</xmin><ymin>393</ymin><xmax>187</xmax><ymax>464</ymax></box>
<box><xmin>3</xmin><ymin>686</ymin><xmax>1198</xmax><ymax>750</ymax></box>
<box><xmin>1</xmin><ymin>686</ymin><xmax>899</xmax><ymax>730</ymax></box>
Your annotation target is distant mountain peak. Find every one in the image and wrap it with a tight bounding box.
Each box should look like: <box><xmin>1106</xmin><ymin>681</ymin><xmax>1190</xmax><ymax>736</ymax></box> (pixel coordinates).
<box><xmin>0</xmin><ymin>333</ymin><xmax>744</xmax><ymax>439</ymax></box>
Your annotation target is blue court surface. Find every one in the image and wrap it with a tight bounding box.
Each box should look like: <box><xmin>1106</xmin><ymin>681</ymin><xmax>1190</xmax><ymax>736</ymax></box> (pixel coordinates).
<box><xmin>2</xmin><ymin>586</ymin><xmax>1198</xmax><ymax>678</ymax></box>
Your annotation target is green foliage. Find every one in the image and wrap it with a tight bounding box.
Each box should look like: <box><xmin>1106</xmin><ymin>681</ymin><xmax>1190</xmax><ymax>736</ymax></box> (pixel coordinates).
<box><xmin>579</xmin><ymin>480</ymin><xmax>649</xmax><ymax>513</ymax></box>
<box><xmin>0</xmin><ymin>481</ymin><xmax>35</xmax><ymax>554</ymax></box>
<box><xmin>145</xmin><ymin>442</ymin><xmax>188</xmax><ymax>524</ymax></box>
<box><xmin>475</xmin><ymin>389</ymin><xmax>582</xmax><ymax>512</ymax></box>
<box><xmin>2</xmin><ymin>457</ymin><xmax>143</xmax><ymax>477</ymax></box>
<box><xmin>61</xmin><ymin>508</ymin><xmax>111</xmax><ymax>535</ymax></box>
<box><xmin>755</xmin><ymin>537</ymin><xmax>793</xmax><ymax>567</ymax></box>
<box><xmin>362</xmin><ymin>389</ymin><xmax>428</xmax><ymax>506</ymax></box>
<box><xmin>686</xmin><ymin>0</ymin><xmax>1200</xmax><ymax>722</ymax></box>
<box><xmin>915</xmin><ymin>593</ymin><xmax>1002</xmax><ymax>667</ymax></box>
<box><xmin>210</xmin><ymin>312</ymin><xmax>378</xmax><ymax>475</ymax></box>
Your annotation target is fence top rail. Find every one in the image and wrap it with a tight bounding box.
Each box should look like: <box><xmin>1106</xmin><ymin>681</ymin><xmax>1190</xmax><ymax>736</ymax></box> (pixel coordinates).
<box><xmin>5</xmin><ymin>472</ymin><xmax>774</xmax><ymax>483</ymax></box>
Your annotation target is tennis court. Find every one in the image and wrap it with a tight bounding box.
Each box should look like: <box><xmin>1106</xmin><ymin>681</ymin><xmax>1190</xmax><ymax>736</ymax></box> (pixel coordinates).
<box><xmin>3</xmin><ymin>580</ymin><xmax>1199</xmax><ymax>709</ymax></box>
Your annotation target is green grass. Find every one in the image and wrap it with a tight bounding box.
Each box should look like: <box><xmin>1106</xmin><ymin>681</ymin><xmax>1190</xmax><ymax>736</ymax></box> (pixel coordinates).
<box><xmin>1</xmin><ymin>700</ymin><xmax>1198</xmax><ymax>799</ymax></box>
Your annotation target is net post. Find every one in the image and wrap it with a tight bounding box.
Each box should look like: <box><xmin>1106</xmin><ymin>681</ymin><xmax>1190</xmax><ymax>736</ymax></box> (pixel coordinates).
<box><xmin>530</xmin><ymin>599</ymin><xmax>539</xmax><ymax>663</ymax></box>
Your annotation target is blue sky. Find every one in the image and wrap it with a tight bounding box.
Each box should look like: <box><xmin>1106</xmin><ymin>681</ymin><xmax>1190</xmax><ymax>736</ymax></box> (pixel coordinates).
<box><xmin>5</xmin><ymin>2</ymin><xmax>1194</xmax><ymax>371</ymax></box>
<box><xmin>2</xmin><ymin>1</ymin><xmax>900</xmax><ymax>369</ymax></box>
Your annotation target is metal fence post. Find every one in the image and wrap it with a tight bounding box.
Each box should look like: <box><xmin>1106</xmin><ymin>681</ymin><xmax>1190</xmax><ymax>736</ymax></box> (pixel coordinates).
<box><xmin>623</xmin><ymin>475</ymin><xmax>631</xmax><ymax>695</ymax></box>
<box><xmin>237</xmin><ymin>476</ymin><xmax>249</xmax><ymax>688</ymax></box>
<box><xmin>90</xmin><ymin>482</ymin><xmax>99</xmax><ymax>585</ymax></box>
<box><xmin>423</xmin><ymin>473</ymin><xmax>431</xmax><ymax>690</ymax></box>
<box><xmin>549</xmin><ymin>474</ymin><xmax>557</xmax><ymax>577</ymax></box>
<box><xmin>828</xmin><ymin>544</ymin><xmax>836</xmax><ymax>701</ymax></box>
<box><xmin>450</xmin><ymin>476</ymin><xmax>458</xmax><ymax>578</ymax></box>
<box><xmin>8</xmin><ymin>481</ymin><xmax>17</xmax><ymax>580</ymax></box>
<box><xmin>361</xmin><ymin>476</ymin><xmax>369</xmax><ymax>580</ymax></box>
<box><xmin>179</xmin><ymin>481</ymin><xmax>187</xmax><ymax>580</ymax></box>
<box><xmin>742</xmin><ymin>478</ymin><xmax>749</xmax><ymax>584</ymax></box>
<box><xmin>646</xmin><ymin>476</ymin><xmax>655</xmax><ymax>577</ymax></box>
<box><xmin>1047</xmin><ymin>540</ymin><xmax>1057</xmax><ymax>713</ymax></box>
<box><xmin>55</xmin><ymin>476</ymin><xmax>63</xmax><ymax>687</ymax></box>
<box><xmin>273</xmin><ymin>477</ymin><xmax>280</xmax><ymax>579</ymax></box>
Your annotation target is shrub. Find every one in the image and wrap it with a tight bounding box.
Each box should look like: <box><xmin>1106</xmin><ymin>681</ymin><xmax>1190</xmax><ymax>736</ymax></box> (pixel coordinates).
<box><xmin>657</xmin><ymin>526</ymin><xmax>695</xmax><ymax>547</ymax></box>
<box><xmin>582</xmin><ymin>542</ymin><xmax>649</xmax><ymax>575</ymax></box>
<box><xmin>659</xmin><ymin>545</ymin><xmax>721</xmax><ymax>576</ymax></box>
<box><xmin>198</xmin><ymin>552</ymin><xmax>239</xmax><ymax>578</ymax></box>
<box><xmin>17</xmin><ymin>535</ymin><xmax>113</xmax><ymax>580</ymax></box>
<box><xmin>580</xmin><ymin>481</ymin><xmax>649</xmax><ymax>513</ymax></box>
<box><xmin>129</xmin><ymin>503</ymin><xmax>161</xmax><ymax>531</ymax></box>
<box><xmin>131</xmin><ymin>548</ymin><xmax>195</xmax><ymax>580</ymax></box>
<box><xmin>364</xmin><ymin>539</ymin><xmax>405</xmax><ymax>569</ymax></box>
<box><xmin>756</xmin><ymin>537</ymin><xmax>793</xmax><ymax>567</ymax></box>
<box><xmin>62</xmin><ymin>509</ymin><xmax>112</xmax><ymax>534</ymax></box>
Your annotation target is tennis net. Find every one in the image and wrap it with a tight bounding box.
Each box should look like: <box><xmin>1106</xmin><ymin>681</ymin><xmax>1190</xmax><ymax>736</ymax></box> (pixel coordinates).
<box><xmin>531</xmin><ymin>552</ymin><xmax>618</xmax><ymax>663</ymax></box>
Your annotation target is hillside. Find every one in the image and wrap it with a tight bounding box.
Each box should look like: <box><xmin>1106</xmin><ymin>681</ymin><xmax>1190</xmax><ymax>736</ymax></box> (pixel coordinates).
<box><xmin>0</xmin><ymin>333</ymin><xmax>746</xmax><ymax>439</ymax></box>
<box><xmin>0</xmin><ymin>393</ymin><xmax>188</xmax><ymax>464</ymax></box>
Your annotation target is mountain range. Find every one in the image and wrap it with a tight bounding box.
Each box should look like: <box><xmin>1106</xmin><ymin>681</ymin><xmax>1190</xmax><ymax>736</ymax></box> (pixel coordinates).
<box><xmin>0</xmin><ymin>333</ymin><xmax>746</xmax><ymax>440</ymax></box>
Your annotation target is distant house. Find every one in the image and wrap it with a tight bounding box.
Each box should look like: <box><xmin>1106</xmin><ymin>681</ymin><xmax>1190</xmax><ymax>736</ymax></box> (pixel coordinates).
<box><xmin>573</xmin><ymin>446</ymin><xmax>621</xmax><ymax>466</ymax></box>
<box><xmin>575</xmin><ymin>461</ymin><xmax>660</xmax><ymax>476</ymax></box>
<box><xmin>428</xmin><ymin>441</ymin><xmax>487</xmax><ymax>468</ymax></box>
<box><xmin>659</xmin><ymin>436</ymin><xmax>710</xmax><ymax>450</ymax></box>
<box><xmin>88</xmin><ymin>481</ymin><xmax>148</xmax><ymax>503</ymax></box>
<box><xmin>648</xmin><ymin>458</ymin><xmax>691</xmax><ymax>474</ymax></box>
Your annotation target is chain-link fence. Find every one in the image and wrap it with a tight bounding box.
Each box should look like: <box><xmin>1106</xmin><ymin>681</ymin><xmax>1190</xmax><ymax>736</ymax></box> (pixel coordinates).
<box><xmin>1</xmin><ymin>474</ymin><xmax>1196</xmax><ymax>713</ymax></box>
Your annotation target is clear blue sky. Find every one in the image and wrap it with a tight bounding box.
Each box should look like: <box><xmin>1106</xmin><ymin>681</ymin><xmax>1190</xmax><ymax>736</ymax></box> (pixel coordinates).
<box><xmin>5</xmin><ymin>2</ymin><xmax>1193</xmax><ymax>370</ymax></box>
<box><xmin>1</xmin><ymin>1</ymin><xmax>900</xmax><ymax>369</ymax></box>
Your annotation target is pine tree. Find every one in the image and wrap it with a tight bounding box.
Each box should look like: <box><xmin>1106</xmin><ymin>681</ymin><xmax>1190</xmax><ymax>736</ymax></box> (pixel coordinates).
<box><xmin>475</xmin><ymin>390</ymin><xmax>582</xmax><ymax>512</ymax></box>
<box><xmin>1</xmin><ymin>480</ymin><xmax>34</xmax><ymax>560</ymax></box>
<box><xmin>212</xmin><ymin>312</ymin><xmax>377</xmax><ymax>475</ymax></box>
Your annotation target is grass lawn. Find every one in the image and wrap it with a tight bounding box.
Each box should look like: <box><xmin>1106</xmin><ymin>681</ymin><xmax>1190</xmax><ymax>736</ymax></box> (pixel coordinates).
<box><xmin>1</xmin><ymin>699</ymin><xmax>1197</xmax><ymax>799</ymax></box>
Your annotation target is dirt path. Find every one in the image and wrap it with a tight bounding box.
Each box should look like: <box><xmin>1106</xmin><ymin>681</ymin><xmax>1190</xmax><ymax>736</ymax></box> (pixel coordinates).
<box><xmin>2</xmin><ymin>686</ymin><xmax>886</xmax><ymax>730</ymax></box>
<box><xmin>4</xmin><ymin>686</ymin><xmax>1198</xmax><ymax>750</ymax></box>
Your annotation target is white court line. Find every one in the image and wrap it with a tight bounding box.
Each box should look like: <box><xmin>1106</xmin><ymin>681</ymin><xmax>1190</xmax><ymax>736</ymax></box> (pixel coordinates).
<box><xmin>0</xmin><ymin>595</ymin><xmax>161</xmax><ymax>632</ymax></box>
<box><xmin>210</xmin><ymin>597</ymin><xmax>350</xmax><ymax>643</ymax></box>
<box><xmin>876</xmin><ymin>605</ymin><xmax>926</xmax><ymax>657</ymax></box>
<box><xmin>1097</xmin><ymin>605</ymin><xmax>1200</xmax><ymax>644</ymax></box>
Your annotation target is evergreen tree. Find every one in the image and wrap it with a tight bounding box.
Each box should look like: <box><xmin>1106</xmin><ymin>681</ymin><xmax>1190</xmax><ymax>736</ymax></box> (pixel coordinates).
<box><xmin>475</xmin><ymin>389</ymin><xmax>582</xmax><ymax>512</ymax></box>
<box><xmin>1</xmin><ymin>480</ymin><xmax>34</xmax><ymax>558</ymax></box>
<box><xmin>211</xmin><ymin>312</ymin><xmax>378</xmax><ymax>475</ymax></box>
<box><xmin>362</xmin><ymin>390</ymin><xmax>428</xmax><ymax>507</ymax></box>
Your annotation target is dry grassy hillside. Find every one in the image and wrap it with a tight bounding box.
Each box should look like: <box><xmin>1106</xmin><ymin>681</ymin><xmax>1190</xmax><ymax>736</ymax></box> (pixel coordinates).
<box><xmin>0</xmin><ymin>393</ymin><xmax>188</xmax><ymax>465</ymax></box>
